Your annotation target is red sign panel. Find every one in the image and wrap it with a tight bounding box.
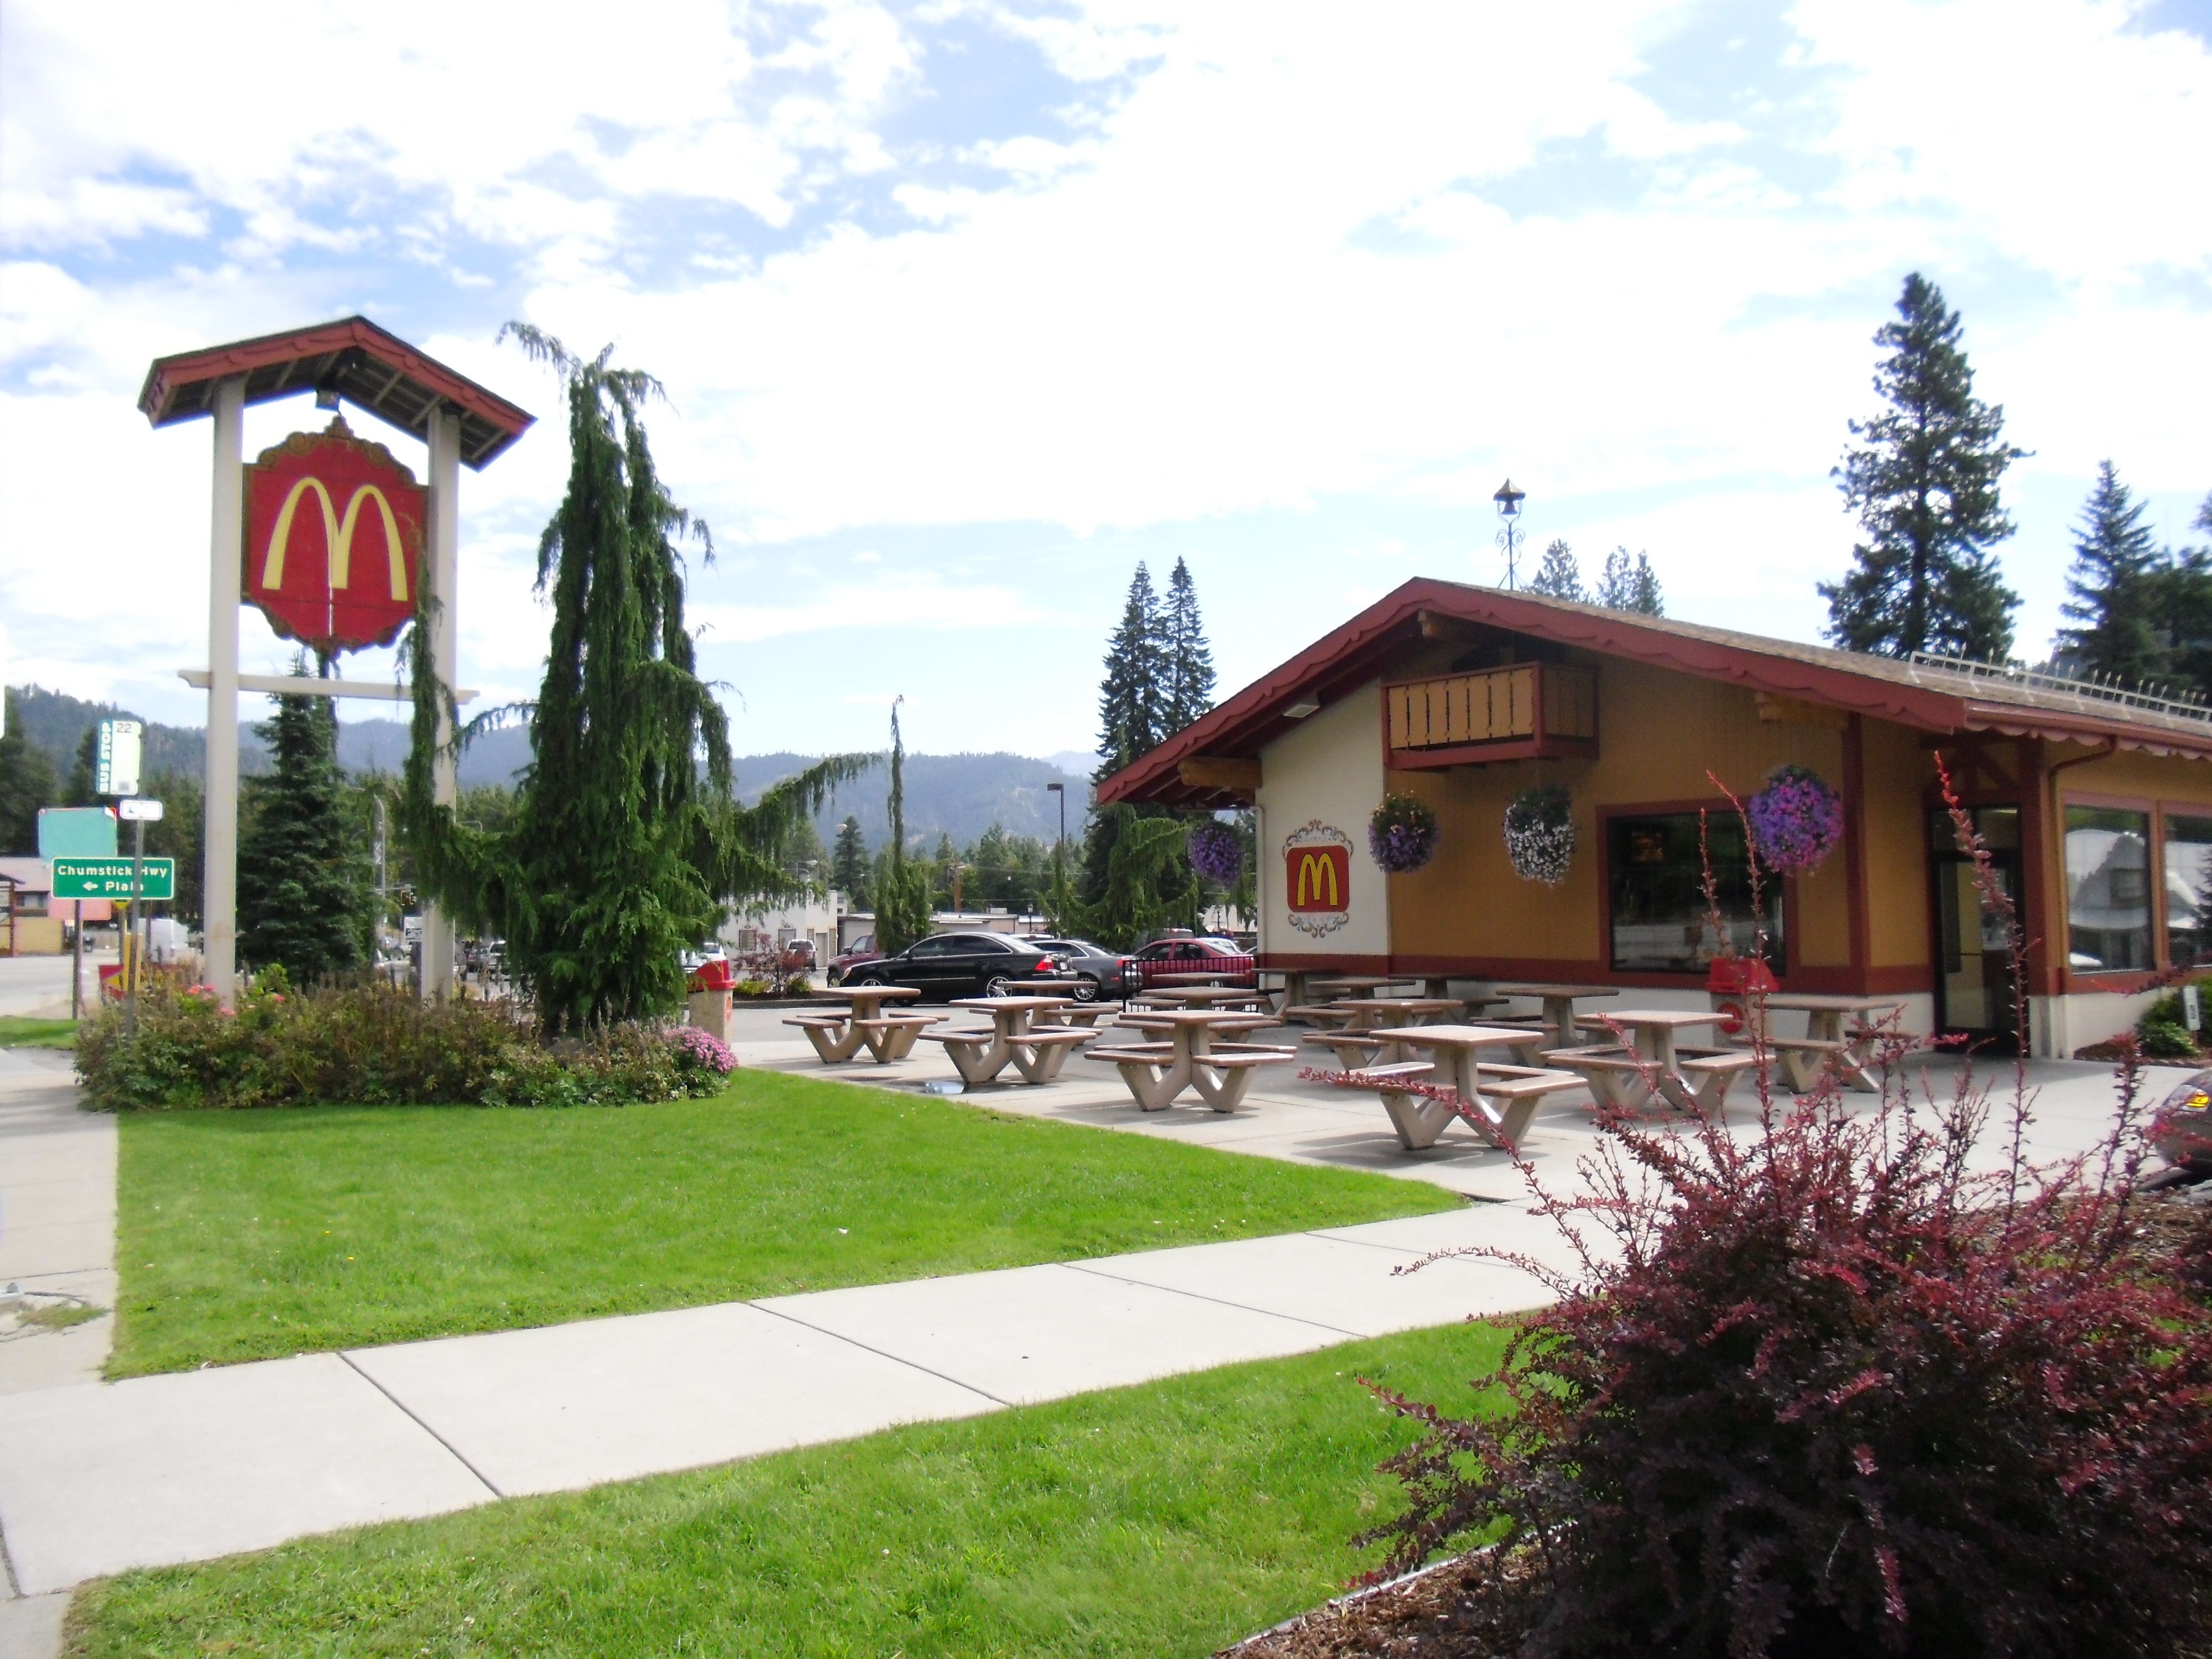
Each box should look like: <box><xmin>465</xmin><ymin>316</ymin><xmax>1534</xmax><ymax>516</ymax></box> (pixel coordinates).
<box><xmin>1285</xmin><ymin>843</ymin><xmax>1350</xmax><ymax>913</ymax></box>
<box><xmin>243</xmin><ymin>420</ymin><xmax>425</xmax><ymax>654</ymax></box>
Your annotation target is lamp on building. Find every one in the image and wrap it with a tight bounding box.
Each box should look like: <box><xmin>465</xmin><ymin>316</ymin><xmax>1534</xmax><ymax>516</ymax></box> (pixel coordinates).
<box><xmin>1493</xmin><ymin>478</ymin><xmax>1527</xmax><ymax>589</ymax></box>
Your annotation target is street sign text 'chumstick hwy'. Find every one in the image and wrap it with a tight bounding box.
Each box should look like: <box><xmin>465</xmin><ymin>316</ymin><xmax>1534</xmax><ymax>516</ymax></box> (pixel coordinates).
<box><xmin>52</xmin><ymin>858</ymin><xmax>175</xmax><ymax>900</ymax></box>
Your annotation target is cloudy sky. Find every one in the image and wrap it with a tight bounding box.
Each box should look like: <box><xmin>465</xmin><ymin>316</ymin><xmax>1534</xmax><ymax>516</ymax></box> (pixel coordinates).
<box><xmin>3</xmin><ymin>0</ymin><xmax>2208</xmax><ymax>767</ymax></box>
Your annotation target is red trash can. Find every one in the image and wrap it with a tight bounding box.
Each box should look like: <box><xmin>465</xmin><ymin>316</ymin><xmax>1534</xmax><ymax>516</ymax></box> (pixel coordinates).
<box><xmin>1706</xmin><ymin>955</ymin><xmax>1776</xmax><ymax>1039</ymax></box>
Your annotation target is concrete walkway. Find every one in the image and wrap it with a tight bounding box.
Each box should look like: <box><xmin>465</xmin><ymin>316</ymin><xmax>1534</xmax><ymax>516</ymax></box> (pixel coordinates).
<box><xmin>0</xmin><ymin>1198</ymin><xmax>1566</xmax><ymax>1600</ymax></box>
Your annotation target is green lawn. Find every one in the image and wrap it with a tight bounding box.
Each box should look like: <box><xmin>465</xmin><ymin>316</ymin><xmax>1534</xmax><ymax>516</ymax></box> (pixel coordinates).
<box><xmin>114</xmin><ymin>1070</ymin><xmax>1459</xmax><ymax>1378</ymax></box>
<box><xmin>0</xmin><ymin>1015</ymin><xmax>78</xmax><ymax>1048</ymax></box>
<box><xmin>67</xmin><ymin>1322</ymin><xmax>1510</xmax><ymax>1659</ymax></box>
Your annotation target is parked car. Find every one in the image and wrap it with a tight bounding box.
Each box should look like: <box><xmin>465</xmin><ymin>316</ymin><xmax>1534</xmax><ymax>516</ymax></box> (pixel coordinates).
<box><xmin>829</xmin><ymin>935</ymin><xmax>879</xmax><ymax>985</ymax></box>
<box><xmin>1129</xmin><ymin>932</ymin><xmax>1256</xmax><ymax>990</ymax></box>
<box><xmin>1021</xmin><ymin>937</ymin><xmax>1133</xmax><ymax>1001</ymax></box>
<box><xmin>844</xmin><ymin>932</ymin><xmax>1068</xmax><ymax>1001</ymax></box>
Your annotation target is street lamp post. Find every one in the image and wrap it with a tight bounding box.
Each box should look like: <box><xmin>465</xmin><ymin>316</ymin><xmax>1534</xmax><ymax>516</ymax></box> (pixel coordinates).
<box><xmin>1494</xmin><ymin>477</ymin><xmax>1527</xmax><ymax>589</ymax></box>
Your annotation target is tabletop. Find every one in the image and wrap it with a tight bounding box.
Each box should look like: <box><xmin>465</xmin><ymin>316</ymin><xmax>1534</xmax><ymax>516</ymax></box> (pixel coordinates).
<box><xmin>1603</xmin><ymin>1008</ymin><xmax>1722</xmax><ymax>1028</ymax></box>
<box><xmin>1761</xmin><ymin>994</ymin><xmax>1909</xmax><ymax>1013</ymax></box>
<box><xmin>1151</xmin><ymin>970</ymin><xmax>1243</xmax><ymax>984</ymax></box>
<box><xmin>1309</xmin><ymin>975</ymin><xmax>1408</xmax><ymax>990</ymax></box>
<box><xmin>1366</xmin><ymin>1024</ymin><xmax>1546</xmax><ymax>1047</ymax></box>
<box><xmin>1342</xmin><ymin>997</ymin><xmax>1463</xmax><ymax>1013</ymax></box>
<box><xmin>1141</xmin><ymin>987</ymin><xmax>1264</xmax><ymax>1005</ymax></box>
<box><xmin>822</xmin><ymin>984</ymin><xmax>921</xmax><ymax>1001</ymax></box>
<box><xmin>1125</xmin><ymin>1007</ymin><xmax>1271</xmax><ymax>1025</ymax></box>
<box><xmin>949</xmin><ymin>996</ymin><xmax>1073</xmax><ymax>1015</ymax></box>
<box><xmin>1489</xmin><ymin>983</ymin><xmax>1620</xmax><ymax>1000</ymax></box>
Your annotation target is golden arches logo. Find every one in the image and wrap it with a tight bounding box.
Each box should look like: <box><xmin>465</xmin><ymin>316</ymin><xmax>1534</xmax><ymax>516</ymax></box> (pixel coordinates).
<box><xmin>1295</xmin><ymin>852</ymin><xmax>1340</xmax><ymax>909</ymax></box>
<box><xmin>260</xmin><ymin>476</ymin><xmax>410</xmax><ymax>600</ymax></box>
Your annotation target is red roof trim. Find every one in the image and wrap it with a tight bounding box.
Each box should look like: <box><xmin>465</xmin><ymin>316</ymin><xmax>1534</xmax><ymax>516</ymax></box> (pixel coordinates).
<box><xmin>139</xmin><ymin>317</ymin><xmax>534</xmax><ymax>466</ymax></box>
<box><xmin>1095</xmin><ymin>578</ymin><xmax>2212</xmax><ymax>806</ymax></box>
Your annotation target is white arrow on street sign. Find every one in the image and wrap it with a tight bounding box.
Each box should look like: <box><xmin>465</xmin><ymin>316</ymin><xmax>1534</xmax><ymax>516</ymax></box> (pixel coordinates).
<box><xmin>118</xmin><ymin>798</ymin><xmax>164</xmax><ymax>822</ymax></box>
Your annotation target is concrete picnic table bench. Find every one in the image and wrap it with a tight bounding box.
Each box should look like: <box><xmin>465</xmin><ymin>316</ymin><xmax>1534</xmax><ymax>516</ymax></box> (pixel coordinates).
<box><xmin>919</xmin><ymin>996</ymin><xmax>1096</xmax><ymax>1085</ymax></box>
<box><xmin>784</xmin><ymin>985</ymin><xmax>937</xmax><ymax>1063</ymax></box>
<box><xmin>1339</xmin><ymin>1023</ymin><xmax>1590</xmax><ymax>1152</ymax></box>
<box><xmin>1085</xmin><ymin>1009</ymin><xmax>1295</xmax><ymax>1112</ymax></box>
<box><xmin>1540</xmin><ymin>1008</ymin><xmax>1756</xmax><ymax>1117</ymax></box>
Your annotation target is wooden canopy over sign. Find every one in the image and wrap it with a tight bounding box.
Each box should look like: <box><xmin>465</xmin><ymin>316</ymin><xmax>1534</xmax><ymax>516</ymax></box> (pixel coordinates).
<box><xmin>138</xmin><ymin>316</ymin><xmax>535</xmax><ymax>469</ymax></box>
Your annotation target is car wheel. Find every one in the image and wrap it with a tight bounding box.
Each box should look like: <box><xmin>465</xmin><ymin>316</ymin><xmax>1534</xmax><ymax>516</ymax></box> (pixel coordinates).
<box><xmin>857</xmin><ymin>974</ymin><xmax>885</xmax><ymax>989</ymax></box>
<box><xmin>1072</xmin><ymin>976</ymin><xmax>1099</xmax><ymax>1003</ymax></box>
<box><xmin>985</xmin><ymin>974</ymin><xmax>1016</xmax><ymax>997</ymax></box>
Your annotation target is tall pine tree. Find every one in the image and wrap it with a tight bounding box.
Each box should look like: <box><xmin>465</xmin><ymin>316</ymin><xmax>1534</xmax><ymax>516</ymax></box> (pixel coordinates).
<box><xmin>2057</xmin><ymin>461</ymin><xmax>2166</xmax><ymax>687</ymax></box>
<box><xmin>1528</xmin><ymin>539</ymin><xmax>1585</xmax><ymax>602</ymax></box>
<box><xmin>1594</xmin><ymin>548</ymin><xmax>1663</xmax><ymax>615</ymax></box>
<box><xmin>1820</xmin><ymin>273</ymin><xmax>2025</xmax><ymax>660</ymax></box>
<box><xmin>1160</xmin><ymin>557</ymin><xmax>1216</xmax><ymax>732</ymax></box>
<box><xmin>831</xmin><ymin>814</ymin><xmax>870</xmax><ymax>909</ymax></box>
<box><xmin>404</xmin><ymin>328</ymin><xmax>868</xmax><ymax>1030</ymax></box>
<box><xmin>0</xmin><ymin>691</ymin><xmax>59</xmax><ymax>855</ymax></box>
<box><xmin>1096</xmin><ymin>564</ymin><xmax>1167</xmax><ymax>777</ymax></box>
<box><xmin>238</xmin><ymin>679</ymin><xmax>369</xmax><ymax>983</ymax></box>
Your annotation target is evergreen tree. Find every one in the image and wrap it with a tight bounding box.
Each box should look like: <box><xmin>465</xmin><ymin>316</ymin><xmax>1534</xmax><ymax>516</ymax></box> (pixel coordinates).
<box><xmin>0</xmin><ymin>690</ymin><xmax>59</xmax><ymax>854</ymax></box>
<box><xmin>64</xmin><ymin>727</ymin><xmax>97</xmax><ymax>807</ymax></box>
<box><xmin>2057</xmin><ymin>461</ymin><xmax>2166</xmax><ymax>688</ymax></box>
<box><xmin>1096</xmin><ymin>564</ymin><xmax>1167</xmax><ymax>778</ymax></box>
<box><xmin>831</xmin><ymin>814</ymin><xmax>870</xmax><ymax>908</ymax></box>
<box><xmin>2153</xmin><ymin>494</ymin><xmax>2212</xmax><ymax>704</ymax></box>
<box><xmin>1820</xmin><ymin>273</ymin><xmax>2026</xmax><ymax>660</ymax></box>
<box><xmin>404</xmin><ymin>328</ymin><xmax>868</xmax><ymax>1030</ymax></box>
<box><xmin>1528</xmin><ymin>539</ymin><xmax>1585</xmax><ymax>602</ymax></box>
<box><xmin>874</xmin><ymin>701</ymin><xmax>932</xmax><ymax>953</ymax></box>
<box><xmin>238</xmin><ymin>682</ymin><xmax>368</xmax><ymax>983</ymax></box>
<box><xmin>1160</xmin><ymin>557</ymin><xmax>1216</xmax><ymax>732</ymax></box>
<box><xmin>1594</xmin><ymin>548</ymin><xmax>1664</xmax><ymax>615</ymax></box>
<box><xmin>139</xmin><ymin>769</ymin><xmax>205</xmax><ymax>926</ymax></box>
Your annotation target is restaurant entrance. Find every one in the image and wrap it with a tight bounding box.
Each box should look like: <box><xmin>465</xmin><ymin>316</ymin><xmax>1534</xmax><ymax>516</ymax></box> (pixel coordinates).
<box><xmin>1930</xmin><ymin>805</ymin><xmax>2024</xmax><ymax>1052</ymax></box>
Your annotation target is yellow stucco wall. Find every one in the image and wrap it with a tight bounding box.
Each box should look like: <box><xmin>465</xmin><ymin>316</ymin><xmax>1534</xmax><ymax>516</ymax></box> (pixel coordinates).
<box><xmin>1384</xmin><ymin>655</ymin><xmax>1889</xmax><ymax>972</ymax></box>
<box><xmin>2059</xmin><ymin>744</ymin><xmax>2212</xmax><ymax>811</ymax></box>
<box><xmin>1861</xmin><ymin>718</ymin><xmax>1931</xmax><ymax>969</ymax></box>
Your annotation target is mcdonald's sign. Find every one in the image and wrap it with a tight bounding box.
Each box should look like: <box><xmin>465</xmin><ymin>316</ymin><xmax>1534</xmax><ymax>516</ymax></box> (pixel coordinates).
<box><xmin>1285</xmin><ymin>842</ymin><xmax>1350</xmax><ymax>914</ymax></box>
<box><xmin>243</xmin><ymin>419</ymin><xmax>425</xmax><ymax>653</ymax></box>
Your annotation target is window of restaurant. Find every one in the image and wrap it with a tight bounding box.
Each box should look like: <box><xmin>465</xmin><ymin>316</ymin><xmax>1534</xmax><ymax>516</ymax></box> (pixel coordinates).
<box><xmin>1607</xmin><ymin>810</ymin><xmax>1783</xmax><ymax>973</ymax></box>
<box><xmin>2166</xmin><ymin>813</ymin><xmax>2212</xmax><ymax>970</ymax></box>
<box><xmin>2064</xmin><ymin>805</ymin><xmax>2153</xmax><ymax>973</ymax></box>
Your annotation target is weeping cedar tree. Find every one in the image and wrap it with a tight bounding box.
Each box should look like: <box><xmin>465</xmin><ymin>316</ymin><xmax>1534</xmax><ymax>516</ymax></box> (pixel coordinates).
<box><xmin>2057</xmin><ymin>461</ymin><xmax>2167</xmax><ymax>689</ymax></box>
<box><xmin>1821</xmin><ymin>273</ymin><xmax>2025</xmax><ymax>661</ymax></box>
<box><xmin>873</xmin><ymin>700</ymin><xmax>932</xmax><ymax>954</ymax></box>
<box><xmin>402</xmin><ymin>327</ymin><xmax>869</xmax><ymax>1032</ymax></box>
<box><xmin>238</xmin><ymin>675</ymin><xmax>371</xmax><ymax>984</ymax></box>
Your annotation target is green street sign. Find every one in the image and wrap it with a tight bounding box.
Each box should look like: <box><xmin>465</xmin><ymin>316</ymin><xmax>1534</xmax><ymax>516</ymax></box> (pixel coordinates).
<box><xmin>51</xmin><ymin>858</ymin><xmax>175</xmax><ymax>901</ymax></box>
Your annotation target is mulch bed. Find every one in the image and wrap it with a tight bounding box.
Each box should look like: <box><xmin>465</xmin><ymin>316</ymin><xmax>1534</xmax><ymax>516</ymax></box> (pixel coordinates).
<box><xmin>1217</xmin><ymin>1550</ymin><xmax>1541</xmax><ymax>1658</ymax></box>
<box><xmin>2074</xmin><ymin>1038</ymin><xmax>2209</xmax><ymax>1064</ymax></box>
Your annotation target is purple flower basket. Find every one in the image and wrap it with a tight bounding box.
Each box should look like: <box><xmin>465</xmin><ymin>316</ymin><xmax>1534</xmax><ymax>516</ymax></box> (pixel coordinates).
<box><xmin>1746</xmin><ymin>764</ymin><xmax>1844</xmax><ymax>872</ymax></box>
<box><xmin>1187</xmin><ymin>819</ymin><xmax>1244</xmax><ymax>884</ymax></box>
<box><xmin>1369</xmin><ymin>794</ymin><xmax>1439</xmax><ymax>874</ymax></box>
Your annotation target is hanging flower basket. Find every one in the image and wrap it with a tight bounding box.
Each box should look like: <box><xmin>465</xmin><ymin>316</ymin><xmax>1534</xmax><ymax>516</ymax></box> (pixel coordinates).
<box><xmin>1746</xmin><ymin>764</ymin><xmax>1844</xmax><ymax>872</ymax></box>
<box><xmin>1186</xmin><ymin>818</ymin><xmax>1244</xmax><ymax>884</ymax></box>
<box><xmin>1503</xmin><ymin>784</ymin><xmax>1575</xmax><ymax>885</ymax></box>
<box><xmin>1369</xmin><ymin>792</ymin><xmax>1439</xmax><ymax>874</ymax></box>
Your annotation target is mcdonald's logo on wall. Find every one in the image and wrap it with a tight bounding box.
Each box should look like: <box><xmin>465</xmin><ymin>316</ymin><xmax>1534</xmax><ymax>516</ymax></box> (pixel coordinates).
<box><xmin>243</xmin><ymin>419</ymin><xmax>425</xmax><ymax>654</ymax></box>
<box><xmin>1282</xmin><ymin>821</ymin><xmax>1353</xmax><ymax>937</ymax></box>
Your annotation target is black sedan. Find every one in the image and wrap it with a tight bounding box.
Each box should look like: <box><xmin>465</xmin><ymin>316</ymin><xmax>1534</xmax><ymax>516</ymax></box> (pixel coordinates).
<box><xmin>1021</xmin><ymin>937</ymin><xmax>1133</xmax><ymax>1001</ymax></box>
<box><xmin>843</xmin><ymin>932</ymin><xmax>1068</xmax><ymax>1001</ymax></box>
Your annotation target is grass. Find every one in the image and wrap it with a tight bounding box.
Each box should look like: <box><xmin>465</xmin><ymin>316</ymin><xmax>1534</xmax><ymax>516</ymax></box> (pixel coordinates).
<box><xmin>67</xmin><ymin>1322</ymin><xmax>1512</xmax><ymax>1658</ymax></box>
<box><xmin>9</xmin><ymin>1300</ymin><xmax>104</xmax><ymax>1332</ymax></box>
<box><xmin>113</xmin><ymin>1070</ymin><xmax>1459</xmax><ymax>1378</ymax></box>
<box><xmin>0</xmin><ymin>1015</ymin><xmax>78</xmax><ymax>1048</ymax></box>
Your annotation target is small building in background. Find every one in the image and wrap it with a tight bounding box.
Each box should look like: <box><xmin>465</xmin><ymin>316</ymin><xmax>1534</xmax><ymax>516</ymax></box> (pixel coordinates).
<box><xmin>0</xmin><ymin>858</ymin><xmax>114</xmax><ymax>956</ymax></box>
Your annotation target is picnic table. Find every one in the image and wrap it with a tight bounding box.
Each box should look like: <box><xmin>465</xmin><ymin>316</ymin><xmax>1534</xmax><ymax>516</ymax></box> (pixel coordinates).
<box><xmin>1135</xmin><ymin>985</ymin><xmax>1270</xmax><ymax>1011</ymax></box>
<box><xmin>1489</xmin><ymin>982</ymin><xmax>1621</xmax><ymax>1053</ymax></box>
<box><xmin>785</xmin><ymin>984</ymin><xmax>936</xmax><ymax>1063</ymax></box>
<box><xmin>1150</xmin><ymin>969</ymin><xmax>1244</xmax><ymax>986</ymax></box>
<box><xmin>1543</xmin><ymin>1008</ymin><xmax>1756</xmax><ymax>1116</ymax></box>
<box><xmin>920</xmin><ymin>997</ymin><xmax>1095</xmax><ymax>1085</ymax></box>
<box><xmin>1308</xmin><ymin>975</ymin><xmax>1417</xmax><ymax>1000</ymax></box>
<box><xmin>1760</xmin><ymin>993</ymin><xmax>1910</xmax><ymax>1092</ymax></box>
<box><xmin>1348</xmin><ymin>1024</ymin><xmax>1588</xmax><ymax>1151</ymax></box>
<box><xmin>1021</xmin><ymin>980</ymin><xmax>1116</xmax><ymax>1025</ymax></box>
<box><xmin>1086</xmin><ymin>1009</ymin><xmax>1296</xmax><ymax>1112</ymax></box>
<box><xmin>1290</xmin><ymin>996</ymin><xmax>1466</xmax><ymax>1042</ymax></box>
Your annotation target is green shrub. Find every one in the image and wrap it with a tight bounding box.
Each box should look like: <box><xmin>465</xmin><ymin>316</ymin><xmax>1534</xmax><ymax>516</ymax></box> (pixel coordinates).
<box><xmin>2137</xmin><ymin>984</ymin><xmax>2209</xmax><ymax>1059</ymax></box>
<box><xmin>76</xmin><ymin>984</ymin><xmax>732</xmax><ymax>1110</ymax></box>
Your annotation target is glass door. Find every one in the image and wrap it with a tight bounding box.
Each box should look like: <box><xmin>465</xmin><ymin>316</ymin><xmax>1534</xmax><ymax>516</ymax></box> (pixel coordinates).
<box><xmin>1930</xmin><ymin>806</ymin><xmax>2023</xmax><ymax>1050</ymax></box>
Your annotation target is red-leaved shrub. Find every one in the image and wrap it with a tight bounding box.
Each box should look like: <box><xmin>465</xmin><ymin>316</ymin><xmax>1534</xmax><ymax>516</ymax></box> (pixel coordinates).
<box><xmin>1363</xmin><ymin>764</ymin><xmax>2212</xmax><ymax>1657</ymax></box>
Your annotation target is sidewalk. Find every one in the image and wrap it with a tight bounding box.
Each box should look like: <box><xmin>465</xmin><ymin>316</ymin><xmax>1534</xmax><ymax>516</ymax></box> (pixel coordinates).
<box><xmin>0</xmin><ymin>1196</ymin><xmax>1564</xmax><ymax>1599</ymax></box>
